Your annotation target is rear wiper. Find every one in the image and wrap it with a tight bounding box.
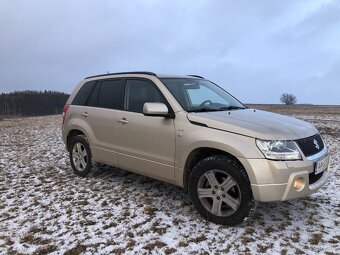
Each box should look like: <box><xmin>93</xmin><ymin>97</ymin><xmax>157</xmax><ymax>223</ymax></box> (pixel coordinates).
<box><xmin>217</xmin><ymin>106</ymin><xmax>246</xmax><ymax>111</ymax></box>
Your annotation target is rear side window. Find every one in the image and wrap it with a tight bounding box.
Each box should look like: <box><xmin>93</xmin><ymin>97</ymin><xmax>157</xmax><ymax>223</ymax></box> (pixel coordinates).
<box><xmin>97</xmin><ymin>79</ymin><xmax>123</xmax><ymax>109</ymax></box>
<box><xmin>72</xmin><ymin>81</ymin><xmax>96</xmax><ymax>105</ymax></box>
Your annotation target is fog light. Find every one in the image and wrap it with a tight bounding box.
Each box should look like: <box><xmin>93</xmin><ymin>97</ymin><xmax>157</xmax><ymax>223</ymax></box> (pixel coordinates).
<box><xmin>293</xmin><ymin>177</ymin><xmax>305</xmax><ymax>191</ymax></box>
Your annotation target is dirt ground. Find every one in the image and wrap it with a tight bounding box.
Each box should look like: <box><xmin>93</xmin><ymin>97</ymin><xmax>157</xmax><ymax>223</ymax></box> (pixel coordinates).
<box><xmin>0</xmin><ymin>105</ymin><xmax>339</xmax><ymax>254</ymax></box>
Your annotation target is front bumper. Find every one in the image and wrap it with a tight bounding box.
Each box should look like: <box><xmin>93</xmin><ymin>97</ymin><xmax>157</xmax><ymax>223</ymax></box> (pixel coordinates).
<box><xmin>239</xmin><ymin>148</ymin><xmax>330</xmax><ymax>202</ymax></box>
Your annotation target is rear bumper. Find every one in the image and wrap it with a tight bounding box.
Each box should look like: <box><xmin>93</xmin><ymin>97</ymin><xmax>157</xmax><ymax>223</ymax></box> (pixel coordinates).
<box><xmin>239</xmin><ymin>149</ymin><xmax>330</xmax><ymax>202</ymax></box>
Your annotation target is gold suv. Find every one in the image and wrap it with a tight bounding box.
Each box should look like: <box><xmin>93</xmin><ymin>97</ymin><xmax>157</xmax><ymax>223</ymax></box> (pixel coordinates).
<box><xmin>62</xmin><ymin>72</ymin><xmax>330</xmax><ymax>225</ymax></box>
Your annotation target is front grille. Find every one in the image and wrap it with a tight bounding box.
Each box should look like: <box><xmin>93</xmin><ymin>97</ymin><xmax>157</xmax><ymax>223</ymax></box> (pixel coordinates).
<box><xmin>295</xmin><ymin>134</ymin><xmax>324</xmax><ymax>157</ymax></box>
<box><xmin>309</xmin><ymin>171</ymin><xmax>323</xmax><ymax>185</ymax></box>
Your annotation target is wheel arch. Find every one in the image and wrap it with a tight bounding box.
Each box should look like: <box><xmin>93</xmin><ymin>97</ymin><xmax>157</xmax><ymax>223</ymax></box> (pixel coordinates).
<box><xmin>66</xmin><ymin>129</ymin><xmax>86</xmax><ymax>151</ymax></box>
<box><xmin>183</xmin><ymin>147</ymin><xmax>248</xmax><ymax>192</ymax></box>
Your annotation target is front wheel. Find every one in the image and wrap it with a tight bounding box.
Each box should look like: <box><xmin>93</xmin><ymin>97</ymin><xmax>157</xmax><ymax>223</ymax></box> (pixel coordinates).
<box><xmin>188</xmin><ymin>155</ymin><xmax>257</xmax><ymax>225</ymax></box>
<box><xmin>69</xmin><ymin>135</ymin><xmax>92</xmax><ymax>177</ymax></box>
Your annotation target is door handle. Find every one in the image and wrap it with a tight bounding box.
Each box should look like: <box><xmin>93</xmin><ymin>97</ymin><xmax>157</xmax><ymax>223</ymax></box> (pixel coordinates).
<box><xmin>81</xmin><ymin>112</ymin><xmax>88</xmax><ymax>117</ymax></box>
<box><xmin>117</xmin><ymin>118</ymin><xmax>128</xmax><ymax>124</ymax></box>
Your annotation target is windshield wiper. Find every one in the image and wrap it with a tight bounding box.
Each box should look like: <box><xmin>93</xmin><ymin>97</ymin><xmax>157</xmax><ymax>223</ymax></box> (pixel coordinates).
<box><xmin>188</xmin><ymin>108</ymin><xmax>220</xmax><ymax>113</ymax></box>
<box><xmin>189</xmin><ymin>106</ymin><xmax>246</xmax><ymax>113</ymax></box>
<box><xmin>217</xmin><ymin>106</ymin><xmax>246</xmax><ymax>111</ymax></box>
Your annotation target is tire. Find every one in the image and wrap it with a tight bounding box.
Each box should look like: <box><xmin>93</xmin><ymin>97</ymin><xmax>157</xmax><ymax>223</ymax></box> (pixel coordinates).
<box><xmin>69</xmin><ymin>135</ymin><xmax>92</xmax><ymax>177</ymax></box>
<box><xmin>188</xmin><ymin>155</ymin><xmax>257</xmax><ymax>225</ymax></box>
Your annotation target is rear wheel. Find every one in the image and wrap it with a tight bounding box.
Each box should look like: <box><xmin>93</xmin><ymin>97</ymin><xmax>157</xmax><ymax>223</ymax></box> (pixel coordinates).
<box><xmin>188</xmin><ymin>155</ymin><xmax>257</xmax><ymax>225</ymax></box>
<box><xmin>69</xmin><ymin>135</ymin><xmax>92</xmax><ymax>177</ymax></box>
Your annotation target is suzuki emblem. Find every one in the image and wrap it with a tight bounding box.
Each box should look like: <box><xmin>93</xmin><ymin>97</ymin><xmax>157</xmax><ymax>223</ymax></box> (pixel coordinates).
<box><xmin>314</xmin><ymin>139</ymin><xmax>320</xmax><ymax>150</ymax></box>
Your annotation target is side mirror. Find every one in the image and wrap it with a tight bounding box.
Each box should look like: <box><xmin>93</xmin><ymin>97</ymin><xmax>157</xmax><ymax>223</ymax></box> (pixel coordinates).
<box><xmin>143</xmin><ymin>102</ymin><xmax>169</xmax><ymax>117</ymax></box>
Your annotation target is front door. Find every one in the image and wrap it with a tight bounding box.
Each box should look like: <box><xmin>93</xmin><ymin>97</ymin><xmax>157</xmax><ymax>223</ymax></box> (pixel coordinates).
<box><xmin>116</xmin><ymin>79</ymin><xmax>176</xmax><ymax>183</ymax></box>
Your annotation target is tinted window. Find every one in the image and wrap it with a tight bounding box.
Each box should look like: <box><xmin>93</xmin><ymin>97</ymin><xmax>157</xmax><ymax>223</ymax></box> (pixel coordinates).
<box><xmin>87</xmin><ymin>83</ymin><xmax>100</xmax><ymax>107</ymax></box>
<box><xmin>125</xmin><ymin>79</ymin><xmax>164</xmax><ymax>113</ymax></box>
<box><xmin>97</xmin><ymin>80</ymin><xmax>123</xmax><ymax>109</ymax></box>
<box><xmin>72</xmin><ymin>81</ymin><xmax>95</xmax><ymax>106</ymax></box>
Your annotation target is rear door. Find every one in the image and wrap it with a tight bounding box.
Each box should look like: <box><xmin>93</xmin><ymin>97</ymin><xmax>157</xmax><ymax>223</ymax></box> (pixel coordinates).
<box><xmin>116</xmin><ymin>78</ymin><xmax>176</xmax><ymax>182</ymax></box>
<box><xmin>84</xmin><ymin>79</ymin><xmax>124</xmax><ymax>166</ymax></box>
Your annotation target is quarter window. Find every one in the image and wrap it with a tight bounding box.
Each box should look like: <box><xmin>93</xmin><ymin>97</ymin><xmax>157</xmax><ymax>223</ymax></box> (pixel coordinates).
<box><xmin>72</xmin><ymin>81</ymin><xmax>96</xmax><ymax>106</ymax></box>
<box><xmin>125</xmin><ymin>80</ymin><xmax>164</xmax><ymax>113</ymax></box>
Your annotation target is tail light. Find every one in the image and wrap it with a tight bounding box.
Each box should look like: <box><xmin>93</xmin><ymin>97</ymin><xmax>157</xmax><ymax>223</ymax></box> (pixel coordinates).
<box><xmin>62</xmin><ymin>104</ymin><xmax>70</xmax><ymax>124</ymax></box>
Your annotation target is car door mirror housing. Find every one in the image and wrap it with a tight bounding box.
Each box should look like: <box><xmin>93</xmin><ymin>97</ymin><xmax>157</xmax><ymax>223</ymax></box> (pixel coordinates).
<box><xmin>143</xmin><ymin>103</ymin><xmax>170</xmax><ymax>117</ymax></box>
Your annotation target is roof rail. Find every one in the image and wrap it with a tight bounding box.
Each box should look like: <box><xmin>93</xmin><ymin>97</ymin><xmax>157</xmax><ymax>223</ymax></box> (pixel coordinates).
<box><xmin>85</xmin><ymin>71</ymin><xmax>157</xmax><ymax>79</ymax></box>
<box><xmin>187</xmin><ymin>74</ymin><xmax>205</xmax><ymax>79</ymax></box>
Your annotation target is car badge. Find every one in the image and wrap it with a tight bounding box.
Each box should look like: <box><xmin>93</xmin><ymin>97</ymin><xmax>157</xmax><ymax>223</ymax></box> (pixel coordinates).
<box><xmin>314</xmin><ymin>139</ymin><xmax>320</xmax><ymax>150</ymax></box>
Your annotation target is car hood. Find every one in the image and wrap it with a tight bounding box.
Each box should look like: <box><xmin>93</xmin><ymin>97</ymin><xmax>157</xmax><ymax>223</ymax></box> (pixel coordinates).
<box><xmin>187</xmin><ymin>109</ymin><xmax>318</xmax><ymax>140</ymax></box>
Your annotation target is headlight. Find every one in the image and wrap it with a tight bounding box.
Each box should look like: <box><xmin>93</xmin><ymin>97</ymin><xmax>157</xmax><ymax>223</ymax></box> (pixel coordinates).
<box><xmin>256</xmin><ymin>139</ymin><xmax>301</xmax><ymax>160</ymax></box>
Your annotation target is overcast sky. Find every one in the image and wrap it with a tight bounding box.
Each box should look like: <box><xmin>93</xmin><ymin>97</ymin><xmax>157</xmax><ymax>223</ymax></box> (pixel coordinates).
<box><xmin>0</xmin><ymin>0</ymin><xmax>339</xmax><ymax>104</ymax></box>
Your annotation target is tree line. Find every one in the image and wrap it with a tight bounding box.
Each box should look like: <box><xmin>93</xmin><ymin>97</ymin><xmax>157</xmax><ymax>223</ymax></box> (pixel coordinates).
<box><xmin>0</xmin><ymin>90</ymin><xmax>299</xmax><ymax>118</ymax></box>
<box><xmin>0</xmin><ymin>90</ymin><xmax>69</xmax><ymax>117</ymax></box>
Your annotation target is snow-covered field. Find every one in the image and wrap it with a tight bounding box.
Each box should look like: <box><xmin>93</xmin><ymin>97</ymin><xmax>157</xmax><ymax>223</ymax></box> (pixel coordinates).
<box><xmin>0</xmin><ymin>108</ymin><xmax>339</xmax><ymax>255</ymax></box>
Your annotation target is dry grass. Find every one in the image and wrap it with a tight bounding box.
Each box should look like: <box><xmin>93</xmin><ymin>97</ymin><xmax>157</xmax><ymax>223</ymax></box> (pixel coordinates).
<box><xmin>247</xmin><ymin>104</ymin><xmax>340</xmax><ymax>116</ymax></box>
<box><xmin>64</xmin><ymin>244</ymin><xmax>87</xmax><ymax>255</ymax></box>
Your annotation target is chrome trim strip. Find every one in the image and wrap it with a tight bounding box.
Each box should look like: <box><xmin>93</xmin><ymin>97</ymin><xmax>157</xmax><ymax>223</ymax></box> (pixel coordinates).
<box><xmin>293</xmin><ymin>141</ymin><xmax>304</xmax><ymax>160</ymax></box>
<box><xmin>306</xmin><ymin>146</ymin><xmax>328</xmax><ymax>161</ymax></box>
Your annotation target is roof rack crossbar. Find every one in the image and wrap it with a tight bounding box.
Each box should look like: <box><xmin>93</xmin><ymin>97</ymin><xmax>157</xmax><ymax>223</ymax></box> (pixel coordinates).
<box><xmin>187</xmin><ymin>74</ymin><xmax>205</xmax><ymax>79</ymax></box>
<box><xmin>85</xmin><ymin>71</ymin><xmax>157</xmax><ymax>79</ymax></box>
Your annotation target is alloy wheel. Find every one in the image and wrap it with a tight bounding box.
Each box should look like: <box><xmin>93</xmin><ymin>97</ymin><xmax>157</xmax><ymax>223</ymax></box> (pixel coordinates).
<box><xmin>197</xmin><ymin>169</ymin><xmax>241</xmax><ymax>217</ymax></box>
<box><xmin>72</xmin><ymin>142</ymin><xmax>88</xmax><ymax>171</ymax></box>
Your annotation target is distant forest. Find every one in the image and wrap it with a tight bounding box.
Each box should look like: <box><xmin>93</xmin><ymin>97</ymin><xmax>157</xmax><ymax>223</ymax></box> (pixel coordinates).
<box><xmin>0</xmin><ymin>91</ymin><xmax>69</xmax><ymax>117</ymax></box>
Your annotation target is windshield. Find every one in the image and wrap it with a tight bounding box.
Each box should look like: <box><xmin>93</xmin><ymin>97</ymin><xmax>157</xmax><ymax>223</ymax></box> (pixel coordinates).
<box><xmin>161</xmin><ymin>78</ymin><xmax>246</xmax><ymax>112</ymax></box>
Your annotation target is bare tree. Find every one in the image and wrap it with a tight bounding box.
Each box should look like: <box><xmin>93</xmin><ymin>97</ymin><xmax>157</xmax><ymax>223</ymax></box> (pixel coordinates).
<box><xmin>280</xmin><ymin>93</ymin><xmax>297</xmax><ymax>105</ymax></box>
